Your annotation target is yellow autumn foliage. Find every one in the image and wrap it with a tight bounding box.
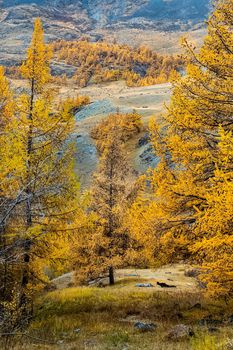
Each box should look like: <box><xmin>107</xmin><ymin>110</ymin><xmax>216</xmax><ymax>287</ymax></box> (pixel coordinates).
<box><xmin>0</xmin><ymin>18</ymin><xmax>82</xmax><ymax>327</ymax></box>
<box><xmin>128</xmin><ymin>0</ymin><xmax>233</xmax><ymax>297</ymax></box>
<box><xmin>51</xmin><ymin>39</ymin><xmax>183</xmax><ymax>87</ymax></box>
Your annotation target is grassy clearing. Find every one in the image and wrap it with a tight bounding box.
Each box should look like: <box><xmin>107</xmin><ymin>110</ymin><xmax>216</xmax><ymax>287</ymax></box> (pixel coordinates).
<box><xmin>1</xmin><ymin>285</ymin><xmax>233</xmax><ymax>350</ymax></box>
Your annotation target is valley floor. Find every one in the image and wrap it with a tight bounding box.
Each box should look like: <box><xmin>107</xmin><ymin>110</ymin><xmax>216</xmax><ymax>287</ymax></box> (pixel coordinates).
<box><xmin>2</xmin><ymin>264</ymin><xmax>233</xmax><ymax>350</ymax></box>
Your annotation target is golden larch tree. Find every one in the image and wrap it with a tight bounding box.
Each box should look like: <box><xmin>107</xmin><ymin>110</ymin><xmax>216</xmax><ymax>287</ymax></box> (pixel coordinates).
<box><xmin>128</xmin><ymin>0</ymin><xmax>233</xmax><ymax>297</ymax></box>
<box><xmin>74</xmin><ymin>116</ymin><xmax>141</xmax><ymax>285</ymax></box>
<box><xmin>0</xmin><ymin>18</ymin><xmax>80</xmax><ymax>328</ymax></box>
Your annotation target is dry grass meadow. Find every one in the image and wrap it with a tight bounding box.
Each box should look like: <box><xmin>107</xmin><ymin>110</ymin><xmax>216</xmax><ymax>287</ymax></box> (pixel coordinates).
<box><xmin>1</xmin><ymin>265</ymin><xmax>233</xmax><ymax>350</ymax></box>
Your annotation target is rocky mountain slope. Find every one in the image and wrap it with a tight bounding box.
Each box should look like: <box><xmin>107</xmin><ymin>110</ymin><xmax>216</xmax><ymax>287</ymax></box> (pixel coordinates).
<box><xmin>0</xmin><ymin>0</ymin><xmax>210</xmax><ymax>65</ymax></box>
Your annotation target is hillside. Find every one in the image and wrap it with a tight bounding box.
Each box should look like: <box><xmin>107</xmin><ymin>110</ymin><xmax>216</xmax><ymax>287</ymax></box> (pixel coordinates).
<box><xmin>0</xmin><ymin>0</ymin><xmax>210</xmax><ymax>65</ymax></box>
<box><xmin>0</xmin><ymin>0</ymin><xmax>210</xmax><ymax>27</ymax></box>
<box><xmin>71</xmin><ymin>81</ymin><xmax>171</xmax><ymax>187</ymax></box>
<box><xmin>49</xmin><ymin>40</ymin><xmax>183</xmax><ymax>86</ymax></box>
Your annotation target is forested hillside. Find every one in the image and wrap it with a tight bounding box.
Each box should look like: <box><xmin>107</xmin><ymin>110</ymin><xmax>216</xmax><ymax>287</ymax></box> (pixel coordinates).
<box><xmin>0</xmin><ymin>1</ymin><xmax>232</xmax><ymax>349</ymax></box>
<box><xmin>6</xmin><ymin>40</ymin><xmax>183</xmax><ymax>87</ymax></box>
<box><xmin>51</xmin><ymin>40</ymin><xmax>183</xmax><ymax>86</ymax></box>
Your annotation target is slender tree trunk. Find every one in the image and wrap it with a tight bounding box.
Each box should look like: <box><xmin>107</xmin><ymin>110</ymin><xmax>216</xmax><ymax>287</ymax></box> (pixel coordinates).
<box><xmin>108</xmin><ymin>159</ymin><xmax>114</xmax><ymax>237</ymax></box>
<box><xmin>109</xmin><ymin>266</ymin><xmax>115</xmax><ymax>285</ymax></box>
<box><xmin>0</xmin><ymin>225</ymin><xmax>7</xmax><ymax>299</ymax></box>
<box><xmin>19</xmin><ymin>78</ymin><xmax>34</xmax><ymax>316</ymax></box>
<box><xmin>108</xmin><ymin>161</ymin><xmax>115</xmax><ymax>287</ymax></box>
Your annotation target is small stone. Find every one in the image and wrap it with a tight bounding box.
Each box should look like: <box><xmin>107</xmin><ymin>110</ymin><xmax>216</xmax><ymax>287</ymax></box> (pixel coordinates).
<box><xmin>208</xmin><ymin>327</ymin><xmax>219</xmax><ymax>333</ymax></box>
<box><xmin>198</xmin><ymin>316</ymin><xmax>223</xmax><ymax>327</ymax></box>
<box><xmin>189</xmin><ymin>303</ymin><xmax>202</xmax><ymax>310</ymax></box>
<box><xmin>134</xmin><ymin>322</ymin><xmax>157</xmax><ymax>332</ymax></box>
<box><xmin>135</xmin><ymin>283</ymin><xmax>154</xmax><ymax>288</ymax></box>
<box><xmin>167</xmin><ymin>324</ymin><xmax>194</xmax><ymax>340</ymax></box>
<box><xmin>74</xmin><ymin>328</ymin><xmax>81</xmax><ymax>333</ymax></box>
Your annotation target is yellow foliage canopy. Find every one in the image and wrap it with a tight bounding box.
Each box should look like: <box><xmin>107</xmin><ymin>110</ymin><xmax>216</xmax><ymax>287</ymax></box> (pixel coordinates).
<box><xmin>128</xmin><ymin>0</ymin><xmax>233</xmax><ymax>297</ymax></box>
<box><xmin>51</xmin><ymin>40</ymin><xmax>183</xmax><ymax>87</ymax></box>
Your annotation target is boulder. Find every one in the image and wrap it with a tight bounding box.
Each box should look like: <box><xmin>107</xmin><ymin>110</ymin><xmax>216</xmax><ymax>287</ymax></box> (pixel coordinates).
<box><xmin>138</xmin><ymin>133</ymin><xmax>149</xmax><ymax>147</ymax></box>
<box><xmin>134</xmin><ymin>322</ymin><xmax>157</xmax><ymax>332</ymax></box>
<box><xmin>208</xmin><ymin>327</ymin><xmax>219</xmax><ymax>333</ymax></box>
<box><xmin>135</xmin><ymin>283</ymin><xmax>154</xmax><ymax>288</ymax></box>
<box><xmin>198</xmin><ymin>316</ymin><xmax>223</xmax><ymax>327</ymax></box>
<box><xmin>167</xmin><ymin>324</ymin><xmax>194</xmax><ymax>340</ymax></box>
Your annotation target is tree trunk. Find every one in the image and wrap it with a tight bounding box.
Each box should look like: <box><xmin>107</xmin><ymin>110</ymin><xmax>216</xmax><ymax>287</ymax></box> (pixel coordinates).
<box><xmin>109</xmin><ymin>266</ymin><xmax>115</xmax><ymax>285</ymax></box>
<box><xmin>19</xmin><ymin>78</ymin><xmax>34</xmax><ymax>316</ymax></box>
<box><xmin>0</xmin><ymin>225</ymin><xmax>7</xmax><ymax>299</ymax></box>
